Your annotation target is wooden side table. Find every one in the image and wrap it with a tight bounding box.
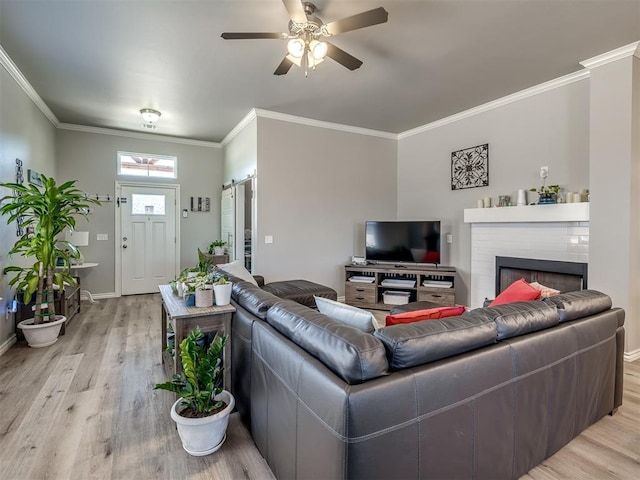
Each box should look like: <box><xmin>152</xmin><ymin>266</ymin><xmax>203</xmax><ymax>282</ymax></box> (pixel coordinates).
<box><xmin>159</xmin><ymin>285</ymin><xmax>236</xmax><ymax>390</ymax></box>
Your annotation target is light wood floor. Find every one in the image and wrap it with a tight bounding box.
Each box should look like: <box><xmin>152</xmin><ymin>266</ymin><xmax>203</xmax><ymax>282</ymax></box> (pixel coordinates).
<box><xmin>0</xmin><ymin>294</ymin><xmax>638</xmax><ymax>480</ymax></box>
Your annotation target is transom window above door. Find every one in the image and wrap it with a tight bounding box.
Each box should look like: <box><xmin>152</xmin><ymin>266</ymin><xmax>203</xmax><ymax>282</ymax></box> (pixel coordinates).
<box><xmin>117</xmin><ymin>151</ymin><xmax>177</xmax><ymax>178</ymax></box>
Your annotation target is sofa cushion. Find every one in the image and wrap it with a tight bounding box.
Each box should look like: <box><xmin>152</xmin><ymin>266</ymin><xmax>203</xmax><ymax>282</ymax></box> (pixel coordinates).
<box><xmin>373</xmin><ymin>309</ymin><xmax>497</xmax><ymax>369</ymax></box>
<box><xmin>266</xmin><ymin>300</ymin><xmax>388</xmax><ymax>384</ymax></box>
<box><xmin>217</xmin><ymin>260</ymin><xmax>258</xmax><ymax>286</ymax></box>
<box><xmin>263</xmin><ymin>279</ymin><xmax>337</xmax><ymax>308</ymax></box>
<box><xmin>314</xmin><ymin>296</ymin><xmax>377</xmax><ymax>333</ymax></box>
<box><xmin>231</xmin><ymin>280</ymin><xmax>280</xmax><ymax>321</ymax></box>
<box><xmin>529</xmin><ymin>281</ymin><xmax>560</xmax><ymax>298</ymax></box>
<box><xmin>542</xmin><ymin>290</ymin><xmax>612</xmax><ymax>323</ymax></box>
<box><xmin>385</xmin><ymin>305</ymin><xmax>467</xmax><ymax>326</ymax></box>
<box><xmin>488</xmin><ymin>300</ymin><xmax>559</xmax><ymax>339</ymax></box>
<box><xmin>489</xmin><ymin>278</ymin><xmax>541</xmax><ymax>306</ymax></box>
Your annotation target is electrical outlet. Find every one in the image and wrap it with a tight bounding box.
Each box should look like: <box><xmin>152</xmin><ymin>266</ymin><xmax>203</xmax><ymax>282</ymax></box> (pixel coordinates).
<box><xmin>265</xmin><ymin>235</ymin><xmax>273</xmax><ymax>244</ymax></box>
<box><xmin>540</xmin><ymin>166</ymin><xmax>549</xmax><ymax>179</ymax></box>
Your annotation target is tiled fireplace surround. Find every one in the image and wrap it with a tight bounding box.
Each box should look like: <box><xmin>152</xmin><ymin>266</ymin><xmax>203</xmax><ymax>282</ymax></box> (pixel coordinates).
<box><xmin>468</xmin><ymin>207</ymin><xmax>589</xmax><ymax>308</ymax></box>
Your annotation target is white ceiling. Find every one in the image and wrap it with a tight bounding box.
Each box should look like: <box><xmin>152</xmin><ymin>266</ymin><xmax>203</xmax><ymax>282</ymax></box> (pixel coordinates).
<box><xmin>1</xmin><ymin>0</ymin><xmax>639</xmax><ymax>143</ymax></box>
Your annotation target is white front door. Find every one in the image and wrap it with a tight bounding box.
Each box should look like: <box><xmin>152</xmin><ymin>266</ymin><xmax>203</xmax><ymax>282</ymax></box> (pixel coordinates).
<box><xmin>221</xmin><ymin>188</ymin><xmax>235</xmax><ymax>261</ymax></box>
<box><xmin>119</xmin><ymin>184</ymin><xmax>177</xmax><ymax>295</ymax></box>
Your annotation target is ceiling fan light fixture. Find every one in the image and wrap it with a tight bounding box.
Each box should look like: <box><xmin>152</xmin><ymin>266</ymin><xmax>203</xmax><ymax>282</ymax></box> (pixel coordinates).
<box><xmin>287</xmin><ymin>38</ymin><xmax>305</xmax><ymax>58</ymax></box>
<box><xmin>140</xmin><ymin>108</ymin><xmax>161</xmax><ymax>125</ymax></box>
<box><xmin>309</xmin><ymin>40</ymin><xmax>327</xmax><ymax>60</ymax></box>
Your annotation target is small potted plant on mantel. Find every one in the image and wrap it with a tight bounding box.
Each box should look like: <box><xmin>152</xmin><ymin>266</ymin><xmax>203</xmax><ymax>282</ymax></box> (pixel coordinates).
<box><xmin>530</xmin><ymin>166</ymin><xmax>560</xmax><ymax>205</ymax></box>
<box><xmin>0</xmin><ymin>175</ymin><xmax>100</xmax><ymax>347</ymax></box>
<box><xmin>154</xmin><ymin>326</ymin><xmax>235</xmax><ymax>456</ymax></box>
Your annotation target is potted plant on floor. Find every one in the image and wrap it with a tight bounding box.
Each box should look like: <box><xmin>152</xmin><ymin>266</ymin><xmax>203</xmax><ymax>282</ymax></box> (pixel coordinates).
<box><xmin>0</xmin><ymin>175</ymin><xmax>100</xmax><ymax>347</ymax></box>
<box><xmin>154</xmin><ymin>326</ymin><xmax>235</xmax><ymax>456</ymax></box>
<box><xmin>208</xmin><ymin>240</ymin><xmax>226</xmax><ymax>256</ymax></box>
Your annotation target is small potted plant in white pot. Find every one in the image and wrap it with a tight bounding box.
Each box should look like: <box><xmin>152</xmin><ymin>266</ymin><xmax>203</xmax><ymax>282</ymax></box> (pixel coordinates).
<box><xmin>0</xmin><ymin>175</ymin><xmax>100</xmax><ymax>347</ymax></box>
<box><xmin>208</xmin><ymin>240</ymin><xmax>226</xmax><ymax>256</ymax></box>
<box><xmin>154</xmin><ymin>326</ymin><xmax>234</xmax><ymax>456</ymax></box>
<box><xmin>213</xmin><ymin>274</ymin><xmax>233</xmax><ymax>306</ymax></box>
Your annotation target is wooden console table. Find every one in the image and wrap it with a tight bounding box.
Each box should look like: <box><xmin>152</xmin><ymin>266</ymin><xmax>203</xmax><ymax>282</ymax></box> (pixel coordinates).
<box><xmin>158</xmin><ymin>285</ymin><xmax>235</xmax><ymax>390</ymax></box>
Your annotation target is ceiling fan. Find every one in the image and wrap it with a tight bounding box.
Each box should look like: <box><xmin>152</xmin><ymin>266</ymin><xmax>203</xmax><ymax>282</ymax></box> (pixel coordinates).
<box><xmin>221</xmin><ymin>0</ymin><xmax>388</xmax><ymax>76</ymax></box>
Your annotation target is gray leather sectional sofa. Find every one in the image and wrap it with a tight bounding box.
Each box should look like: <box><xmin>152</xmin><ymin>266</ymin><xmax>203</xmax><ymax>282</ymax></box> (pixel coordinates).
<box><xmin>228</xmin><ymin>277</ymin><xmax>625</xmax><ymax>480</ymax></box>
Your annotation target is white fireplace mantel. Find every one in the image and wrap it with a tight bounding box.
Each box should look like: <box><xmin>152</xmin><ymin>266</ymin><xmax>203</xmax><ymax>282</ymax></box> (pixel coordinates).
<box><xmin>464</xmin><ymin>203</ymin><xmax>589</xmax><ymax>223</ymax></box>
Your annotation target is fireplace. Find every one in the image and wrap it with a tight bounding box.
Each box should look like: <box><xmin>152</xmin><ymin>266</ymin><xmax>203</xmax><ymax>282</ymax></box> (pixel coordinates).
<box><xmin>495</xmin><ymin>256</ymin><xmax>588</xmax><ymax>296</ymax></box>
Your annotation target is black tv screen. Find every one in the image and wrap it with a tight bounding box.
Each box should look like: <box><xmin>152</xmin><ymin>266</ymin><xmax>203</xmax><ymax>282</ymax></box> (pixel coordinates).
<box><xmin>365</xmin><ymin>221</ymin><xmax>441</xmax><ymax>264</ymax></box>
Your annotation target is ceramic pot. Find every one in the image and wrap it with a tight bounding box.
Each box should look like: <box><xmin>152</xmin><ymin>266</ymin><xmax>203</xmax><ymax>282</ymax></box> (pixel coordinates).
<box><xmin>17</xmin><ymin>315</ymin><xmax>66</xmax><ymax>348</ymax></box>
<box><xmin>170</xmin><ymin>390</ymin><xmax>235</xmax><ymax>456</ymax></box>
<box><xmin>537</xmin><ymin>193</ymin><xmax>557</xmax><ymax>205</ymax></box>
<box><xmin>184</xmin><ymin>293</ymin><xmax>196</xmax><ymax>307</ymax></box>
<box><xmin>213</xmin><ymin>246</ymin><xmax>224</xmax><ymax>255</ymax></box>
<box><xmin>213</xmin><ymin>283</ymin><xmax>233</xmax><ymax>306</ymax></box>
<box><xmin>195</xmin><ymin>288</ymin><xmax>214</xmax><ymax>308</ymax></box>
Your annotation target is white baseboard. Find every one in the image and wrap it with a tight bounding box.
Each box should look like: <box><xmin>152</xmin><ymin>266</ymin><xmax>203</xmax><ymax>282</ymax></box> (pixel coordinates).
<box><xmin>624</xmin><ymin>348</ymin><xmax>640</xmax><ymax>362</ymax></box>
<box><xmin>0</xmin><ymin>334</ymin><xmax>17</xmax><ymax>357</ymax></box>
<box><xmin>337</xmin><ymin>295</ymin><xmax>346</xmax><ymax>303</ymax></box>
<box><xmin>83</xmin><ymin>292</ymin><xmax>118</xmax><ymax>300</ymax></box>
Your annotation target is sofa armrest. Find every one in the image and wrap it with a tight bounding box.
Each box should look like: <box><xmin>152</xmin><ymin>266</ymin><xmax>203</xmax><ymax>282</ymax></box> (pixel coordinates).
<box><xmin>253</xmin><ymin>275</ymin><xmax>265</xmax><ymax>287</ymax></box>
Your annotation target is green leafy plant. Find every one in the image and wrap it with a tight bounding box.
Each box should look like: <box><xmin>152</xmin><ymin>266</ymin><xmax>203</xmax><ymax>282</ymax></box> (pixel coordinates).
<box><xmin>154</xmin><ymin>326</ymin><xmax>227</xmax><ymax>417</ymax></box>
<box><xmin>529</xmin><ymin>184</ymin><xmax>560</xmax><ymax>195</ymax></box>
<box><xmin>208</xmin><ymin>240</ymin><xmax>226</xmax><ymax>254</ymax></box>
<box><xmin>213</xmin><ymin>274</ymin><xmax>229</xmax><ymax>286</ymax></box>
<box><xmin>0</xmin><ymin>176</ymin><xmax>100</xmax><ymax>323</ymax></box>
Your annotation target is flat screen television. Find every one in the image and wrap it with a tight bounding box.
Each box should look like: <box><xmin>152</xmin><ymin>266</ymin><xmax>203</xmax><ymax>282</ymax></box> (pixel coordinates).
<box><xmin>365</xmin><ymin>221</ymin><xmax>441</xmax><ymax>265</ymax></box>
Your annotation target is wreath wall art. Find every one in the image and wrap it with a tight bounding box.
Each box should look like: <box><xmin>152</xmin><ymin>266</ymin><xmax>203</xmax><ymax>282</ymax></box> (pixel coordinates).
<box><xmin>451</xmin><ymin>143</ymin><xmax>489</xmax><ymax>190</ymax></box>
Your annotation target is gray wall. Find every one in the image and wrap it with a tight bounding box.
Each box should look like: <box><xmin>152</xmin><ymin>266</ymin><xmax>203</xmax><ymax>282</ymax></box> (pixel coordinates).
<box><xmin>0</xmin><ymin>66</ymin><xmax>57</xmax><ymax>347</ymax></box>
<box><xmin>397</xmin><ymin>80</ymin><xmax>590</xmax><ymax>305</ymax></box>
<box><xmin>255</xmin><ymin>117</ymin><xmax>397</xmax><ymax>294</ymax></box>
<box><xmin>588</xmin><ymin>55</ymin><xmax>640</xmax><ymax>355</ymax></box>
<box><xmin>222</xmin><ymin>117</ymin><xmax>257</xmax><ymax>185</ymax></box>
<box><xmin>57</xmin><ymin>130</ymin><xmax>223</xmax><ymax>295</ymax></box>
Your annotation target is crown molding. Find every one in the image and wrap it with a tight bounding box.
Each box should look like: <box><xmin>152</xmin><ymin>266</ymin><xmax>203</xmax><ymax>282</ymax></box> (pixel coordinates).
<box><xmin>254</xmin><ymin>108</ymin><xmax>398</xmax><ymax>140</ymax></box>
<box><xmin>220</xmin><ymin>109</ymin><xmax>258</xmax><ymax>147</ymax></box>
<box><xmin>0</xmin><ymin>45</ymin><xmax>59</xmax><ymax>126</ymax></box>
<box><xmin>399</xmin><ymin>69</ymin><xmax>590</xmax><ymax>139</ymax></box>
<box><xmin>58</xmin><ymin>123</ymin><xmax>221</xmax><ymax>148</ymax></box>
<box><xmin>580</xmin><ymin>41</ymin><xmax>640</xmax><ymax>70</ymax></box>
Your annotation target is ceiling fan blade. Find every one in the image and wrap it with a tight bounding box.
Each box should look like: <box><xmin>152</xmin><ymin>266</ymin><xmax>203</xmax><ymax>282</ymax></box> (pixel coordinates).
<box><xmin>221</xmin><ymin>32</ymin><xmax>286</xmax><ymax>40</ymax></box>
<box><xmin>324</xmin><ymin>7</ymin><xmax>389</xmax><ymax>35</ymax></box>
<box><xmin>282</xmin><ymin>0</ymin><xmax>307</xmax><ymax>23</ymax></box>
<box><xmin>325</xmin><ymin>42</ymin><xmax>363</xmax><ymax>71</ymax></box>
<box><xmin>274</xmin><ymin>56</ymin><xmax>294</xmax><ymax>75</ymax></box>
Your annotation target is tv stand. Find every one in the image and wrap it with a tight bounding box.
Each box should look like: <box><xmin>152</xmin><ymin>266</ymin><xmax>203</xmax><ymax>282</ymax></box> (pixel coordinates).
<box><xmin>345</xmin><ymin>264</ymin><xmax>456</xmax><ymax>311</ymax></box>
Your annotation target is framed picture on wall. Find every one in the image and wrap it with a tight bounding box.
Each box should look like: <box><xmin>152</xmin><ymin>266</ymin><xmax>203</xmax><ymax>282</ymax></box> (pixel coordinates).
<box><xmin>451</xmin><ymin>143</ymin><xmax>489</xmax><ymax>190</ymax></box>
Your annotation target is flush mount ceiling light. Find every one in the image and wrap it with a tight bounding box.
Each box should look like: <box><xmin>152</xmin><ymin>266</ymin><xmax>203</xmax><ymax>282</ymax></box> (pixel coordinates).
<box><xmin>140</xmin><ymin>108</ymin><xmax>161</xmax><ymax>129</ymax></box>
<box><xmin>221</xmin><ymin>1</ymin><xmax>388</xmax><ymax>77</ymax></box>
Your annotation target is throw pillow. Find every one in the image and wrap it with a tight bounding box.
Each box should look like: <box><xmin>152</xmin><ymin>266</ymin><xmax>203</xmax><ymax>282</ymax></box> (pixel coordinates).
<box><xmin>489</xmin><ymin>278</ymin><xmax>541</xmax><ymax>307</ymax></box>
<box><xmin>529</xmin><ymin>281</ymin><xmax>561</xmax><ymax>298</ymax></box>
<box><xmin>315</xmin><ymin>296</ymin><xmax>377</xmax><ymax>333</ymax></box>
<box><xmin>385</xmin><ymin>305</ymin><xmax>467</xmax><ymax>326</ymax></box>
<box><xmin>217</xmin><ymin>260</ymin><xmax>258</xmax><ymax>286</ymax></box>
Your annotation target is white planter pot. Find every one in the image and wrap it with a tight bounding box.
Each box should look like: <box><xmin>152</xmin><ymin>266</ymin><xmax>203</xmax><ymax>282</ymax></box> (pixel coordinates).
<box><xmin>213</xmin><ymin>246</ymin><xmax>224</xmax><ymax>255</ymax></box>
<box><xmin>195</xmin><ymin>288</ymin><xmax>214</xmax><ymax>308</ymax></box>
<box><xmin>213</xmin><ymin>283</ymin><xmax>233</xmax><ymax>306</ymax></box>
<box><xmin>17</xmin><ymin>315</ymin><xmax>66</xmax><ymax>348</ymax></box>
<box><xmin>176</xmin><ymin>282</ymin><xmax>184</xmax><ymax>297</ymax></box>
<box><xmin>170</xmin><ymin>390</ymin><xmax>235</xmax><ymax>456</ymax></box>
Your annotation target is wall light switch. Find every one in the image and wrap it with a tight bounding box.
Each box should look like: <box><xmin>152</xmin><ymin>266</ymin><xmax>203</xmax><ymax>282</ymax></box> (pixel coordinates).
<box><xmin>97</xmin><ymin>234</ymin><xmax>108</xmax><ymax>241</ymax></box>
<box><xmin>265</xmin><ymin>235</ymin><xmax>273</xmax><ymax>244</ymax></box>
<box><xmin>446</xmin><ymin>234</ymin><xmax>453</xmax><ymax>244</ymax></box>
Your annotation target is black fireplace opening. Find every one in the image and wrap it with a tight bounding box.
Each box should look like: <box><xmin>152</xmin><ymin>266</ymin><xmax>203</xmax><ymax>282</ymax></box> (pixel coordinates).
<box><xmin>495</xmin><ymin>257</ymin><xmax>588</xmax><ymax>296</ymax></box>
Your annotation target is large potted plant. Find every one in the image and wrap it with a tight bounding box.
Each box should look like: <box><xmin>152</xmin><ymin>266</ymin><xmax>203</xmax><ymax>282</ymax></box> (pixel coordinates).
<box><xmin>0</xmin><ymin>175</ymin><xmax>100</xmax><ymax>347</ymax></box>
<box><xmin>154</xmin><ymin>326</ymin><xmax>234</xmax><ymax>456</ymax></box>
